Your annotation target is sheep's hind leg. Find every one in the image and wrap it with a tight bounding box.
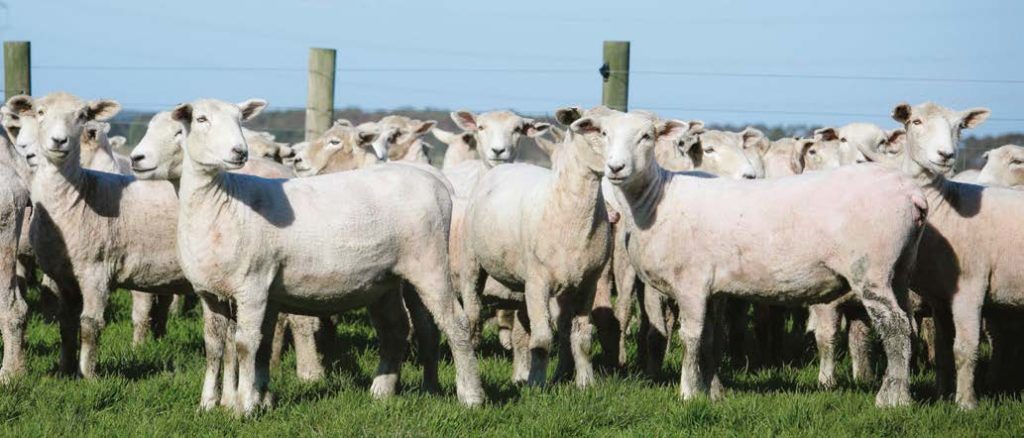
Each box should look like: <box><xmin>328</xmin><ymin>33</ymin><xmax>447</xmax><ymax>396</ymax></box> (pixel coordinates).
<box><xmin>232</xmin><ymin>294</ymin><xmax>271</xmax><ymax>416</ymax></box>
<box><xmin>367</xmin><ymin>290</ymin><xmax>410</xmax><ymax>399</ymax></box>
<box><xmin>675</xmin><ymin>285</ymin><xmax>711</xmax><ymax>400</ymax></box>
<box><xmin>855</xmin><ymin>283</ymin><xmax>912</xmax><ymax>408</ymax></box>
<box><xmin>288</xmin><ymin>314</ymin><xmax>325</xmax><ymax>381</ymax></box>
<box><xmin>809</xmin><ymin>303</ymin><xmax>840</xmax><ymax>389</ymax></box>
<box><xmin>404</xmin><ymin>286</ymin><xmax>440</xmax><ymax>394</ymax></box>
<box><xmin>950</xmin><ymin>283</ymin><xmax>984</xmax><ymax>410</ymax></box>
<box><xmin>131</xmin><ymin>292</ymin><xmax>154</xmax><ymax>347</ymax></box>
<box><xmin>0</xmin><ymin>263</ymin><xmax>27</xmax><ymax>381</ymax></box>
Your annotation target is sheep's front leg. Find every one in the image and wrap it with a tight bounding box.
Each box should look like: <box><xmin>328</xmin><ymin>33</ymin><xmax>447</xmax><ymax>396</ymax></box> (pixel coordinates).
<box><xmin>496</xmin><ymin>309</ymin><xmax>516</xmax><ymax>351</ymax></box>
<box><xmin>524</xmin><ymin>277</ymin><xmax>554</xmax><ymax>387</ymax></box>
<box><xmin>590</xmin><ymin>257</ymin><xmax>618</xmax><ymax>369</ymax></box>
<box><xmin>570</xmin><ymin>279</ymin><xmax>597</xmax><ymax>387</ymax></box>
<box><xmin>809</xmin><ymin>303</ymin><xmax>840</xmax><ymax>389</ymax></box>
<box><xmin>404</xmin><ymin>287</ymin><xmax>440</xmax><ymax>393</ymax></box>
<box><xmin>676</xmin><ymin>289</ymin><xmax>711</xmax><ymax>400</ymax></box>
<box><xmin>269</xmin><ymin>315</ymin><xmax>287</xmax><ymax>370</ymax></box>
<box><xmin>198</xmin><ymin>294</ymin><xmax>230</xmax><ymax>411</ymax></box>
<box><xmin>78</xmin><ymin>278</ymin><xmax>110</xmax><ymax>379</ymax></box>
<box><xmin>847</xmin><ymin>312</ymin><xmax>875</xmax><ymax>383</ymax></box>
<box><xmin>368</xmin><ymin>290</ymin><xmax>410</xmax><ymax>399</ymax></box>
<box><xmin>643</xmin><ymin>287</ymin><xmax>670</xmax><ymax>377</ymax></box>
<box><xmin>511</xmin><ymin>307</ymin><xmax>531</xmax><ymax>383</ymax></box>
<box><xmin>233</xmin><ymin>294</ymin><xmax>271</xmax><ymax>416</ymax></box>
<box><xmin>49</xmin><ymin>276</ymin><xmax>80</xmax><ymax>376</ymax></box>
<box><xmin>950</xmin><ymin>285</ymin><xmax>984</xmax><ymax>410</ymax></box>
<box><xmin>612</xmin><ymin>231</ymin><xmax>637</xmax><ymax>368</ymax></box>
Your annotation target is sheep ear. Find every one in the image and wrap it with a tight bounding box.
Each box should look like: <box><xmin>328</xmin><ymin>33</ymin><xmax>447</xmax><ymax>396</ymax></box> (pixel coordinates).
<box><xmin>892</xmin><ymin>103</ymin><xmax>912</xmax><ymax>125</ymax></box>
<box><xmin>171</xmin><ymin>103</ymin><xmax>193</xmax><ymax>124</ymax></box>
<box><xmin>960</xmin><ymin>108</ymin><xmax>991</xmax><ymax>129</ymax></box>
<box><xmin>813</xmin><ymin>127</ymin><xmax>838</xmax><ymax>142</ymax></box>
<box><xmin>86</xmin><ymin>99</ymin><xmax>121</xmax><ymax>122</ymax></box>
<box><xmin>657</xmin><ymin>119</ymin><xmax>688</xmax><ymax>139</ymax></box>
<box><xmin>790</xmin><ymin>139</ymin><xmax>814</xmax><ymax>174</ymax></box>
<box><xmin>83</xmin><ymin>125</ymin><xmax>99</xmax><ymax>140</ymax></box>
<box><xmin>110</xmin><ymin>136</ymin><xmax>126</xmax><ymax>149</ymax></box>
<box><xmin>6</xmin><ymin>95</ymin><xmax>33</xmax><ymax>115</ymax></box>
<box><xmin>411</xmin><ymin>120</ymin><xmax>436</xmax><ymax>137</ymax></box>
<box><xmin>430</xmin><ymin>127</ymin><xmax>456</xmax><ymax>144</ymax></box>
<box><xmin>524</xmin><ymin>120</ymin><xmax>551</xmax><ymax>138</ymax></box>
<box><xmin>982</xmin><ymin>150</ymin><xmax>991</xmax><ymax>161</ymax></box>
<box><xmin>687</xmin><ymin>120</ymin><xmax>705</xmax><ymax>136</ymax></box>
<box><xmin>740</xmin><ymin>127</ymin><xmax>766</xmax><ymax>150</ymax></box>
<box><xmin>333</xmin><ymin>118</ymin><xmax>353</xmax><ymax>127</ymax></box>
<box><xmin>659</xmin><ymin>119</ymin><xmax>690</xmax><ymax>143</ymax></box>
<box><xmin>358</xmin><ymin>130</ymin><xmax>378</xmax><ymax>144</ymax></box>
<box><xmin>569</xmin><ymin>116</ymin><xmax>600</xmax><ymax>135</ymax></box>
<box><xmin>237</xmin><ymin>99</ymin><xmax>268</xmax><ymax>122</ymax></box>
<box><xmin>555</xmin><ymin>107</ymin><xmax>583</xmax><ymax>126</ymax></box>
<box><xmin>886</xmin><ymin>128</ymin><xmax>906</xmax><ymax>146</ymax></box>
<box><xmin>451</xmin><ymin>110</ymin><xmax>477</xmax><ymax>131</ymax></box>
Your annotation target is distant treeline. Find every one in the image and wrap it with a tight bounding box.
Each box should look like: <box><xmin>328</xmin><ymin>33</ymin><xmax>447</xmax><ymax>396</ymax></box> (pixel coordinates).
<box><xmin>111</xmin><ymin>108</ymin><xmax>1023</xmax><ymax>171</ymax></box>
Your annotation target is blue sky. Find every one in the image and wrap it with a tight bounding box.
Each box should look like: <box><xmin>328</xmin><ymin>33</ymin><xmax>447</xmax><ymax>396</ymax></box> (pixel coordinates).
<box><xmin>1</xmin><ymin>0</ymin><xmax>1022</xmax><ymax>135</ymax></box>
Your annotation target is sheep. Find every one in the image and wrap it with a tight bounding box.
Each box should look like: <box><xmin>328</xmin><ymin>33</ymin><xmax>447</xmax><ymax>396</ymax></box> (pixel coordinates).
<box><xmin>130</xmin><ymin>110</ymin><xmax>330</xmax><ymax>383</ymax></box>
<box><xmin>170</xmin><ymin>98</ymin><xmax>482</xmax><ymax>415</ymax></box>
<box><xmin>0</xmin><ymin>116</ymin><xmax>30</xmax><ymax>382</ymax></box>
<box><xmin>838</xmin><ymin>123</ymin><xmax>906</xmax><ymax>167</ymax></box>
<box><xmin>442</xmin><ymin>110</ymin><xmax>551</xmax><ymax>198</ymax></box>
<box><xmin>457</xmin><ymin>106</ymin><xmax>609</xmax><ymax>387</ymax></box>
<box><xmin>366</xmin><ymin>115</ymin><xmax>436</xmax><ymax>164</ymax></box>
<box><xmin>7</xmin><ymin>92</ymin><xmax>195</xmax><ymax>383</ymax></box>
<box><xmin>600</xmin><ymin>123</ymin><xmax>770</xmax><ymax>372</ymax></box>
<box><xmin>291</xmin><ymin>122</ymin><xmax>382</xmax><ymax>177</ymax></box>
<box><xmin>589</xmin><ymin>109</ymin><xmax>925</xmax><ymax>407</ymax></box>
<box><xmin>432</xmin><ymin>127</ymin><xmax>478</xmax><ymax>169</ymax></box>
<box><xmin>242</xmin><ymin>128</ymin><xmax>285</xmax><ymax>163</ymax></box>
<box><xmin>976</xmin><ymin>145</ymin><xmax>1024</xmax><ymax>187</ymax></box>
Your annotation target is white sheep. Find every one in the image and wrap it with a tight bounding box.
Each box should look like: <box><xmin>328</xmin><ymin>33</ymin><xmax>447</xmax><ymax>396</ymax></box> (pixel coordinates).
<box><xmin>457</xmin><ymin>106</ymin><xmax>609</xmax><ymax>387</ymax></box>
<box><xmin>8</xmin><ymin>92</ymin><xmax>192</xmax><ymax>382</ymax></box>
<box><xmin>170</xmin><ymin>98</ymin><xmax>482</xmax><ymax>415</ymax></box>
<box><xmin>976</xmin><ymin>145</ymin><xmax>1024</xmax><ymax>187</ymax></box>
<box><xmin>589</xmin><ymin>109</ymin><xmax>925</xmax><ymax>407</ymax></box>
<box><xmin>432</xmin><ymin>127</ymin><xmax>478</xmax><ymax>169</ymax></box>
<box><xmin>0</xmin><ymin>116</ymin><xmax>30</xmax><ymax>382</ymax></box>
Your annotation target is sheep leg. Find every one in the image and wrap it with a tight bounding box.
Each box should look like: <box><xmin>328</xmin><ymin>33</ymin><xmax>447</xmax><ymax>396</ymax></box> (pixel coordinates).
<box><xmin>676</xmin><ymin>288</ymin><xmax>711</xmax><ymax>400</ymax></box>
<box><xmin>131</xmin><ymin>292</ymin><xmax>155</xmax><ymax>347</ymax></box>
<box><xmin>856</xmin><ymin>285</ymin><xmax>912</xmax><ymax>408</ymax></box>
<box><xmin>848</xmin><ymin>312</ymin><xmax>875</xmax><ymax>384</ymax></box>
<box><xmin>0</xmin><ymin>258</ymin><xmax>27</xmax><ymax>381</ymax></box>
<box><xmin>591</xmin><ymin>257</ymin><xmax>618</xmax><ymax>369</ymax></box>
<box><xmin>496</xmin><ymin>309</ymin><xmax>515</xmax><ymax>350</ymax></box>
<box><xmin>643</xmin><ymin>287</ymin><xmax>670</xmax><ymax>378</ymax></box>
<box><xmin>931</xmin><ymin>303</ymin><xmax>955</xmax><ymax>398</ymax></box>
<box><xmin>150</xmin><ymin>294</ymin><xmax>173</xmax><ymax>340</ymax></box>
<box><xmin>404</xmin><ymin>287</ymin><xmax>440</xmax><ymax>393</ymax></box>
<box><xmin>706</xmin><ymin>298</ymin><xmax>726</xmax><ymax>400</ymax></box>
<box><xmin>51</xmin><ymin>277</ymin><xmax>80</xmax><ymax>376</ymax></box>
<box><xmin>368</xmin><ymin>290</ymin><xmax>410</xmax><ymax>399</ymax></box>
<box><xmin>810</xmin><ymin>303</ymin><xmax>840</xmax><ymax>389</ymax></box>
<box><xmin>524</xmin><ymin>277</ymin><xmax>554</xmax><ymax>387</ymax></box>
<box><xmin>570</xmin><ymin>281</ymin><xmax>597</xmax><ymax>388</ymax></box>
<box><xmin>919</xmin><ymin>316</ymin><xmax>937</xmax><ymax>366</ymax></box>
<box><xmin>511</xmin><ymin>307</ymin><xmax>531</xmax><ymax>383</ymax></box>
<box><xmin>950</xmin><ymin>286</ymin><xmax>984</xmax><ymax>410</ymax></box>
<box><xmin>232</xmin><ymin>295</ymin><xmax>271</xmax><ymax>416</ymax></box>
<box><xmin>78</xmin><ymin>278</ymin><xmax>110</xmax><ymax>379</ymax></box>
<box><xmin>458</xmin><ymin>266</ymin><xmax>486</xmax><ymax>349</ymax></box>
<box><xmin>553</xmin><ymin>295</ymin><xmax>574</xmax><ymax>384</ymax></box>
<box><xmin>269</xmin><ymin>315</ymin><xmax>287</xmax><ymax>370</ymax></box>
<box><xmin>612</xmin><ymin>231</ymin><xmax>637</xmax><ymax>368</ymax></box>
<box><xmin>984</xmin><ymin>315</ymin><xmax>1007</xmax><ymax>392</ymax></box>
<box><xmin>198</xmin><ymin>294</ymin><xmax>229</xmax><ymax>411</ymax></box>
<box><xmin>408</xmin><ymin>270</ymin><xmax>484</xmax><ymax>406</ymax></box>
<box><xmin>288</xmin><ymin>314</ymin><xmax>325</xmax><ymax>381</ymax></box>
<box><xmin>221</xmin><ymin>316</ymin><xmax>238</xmax><ymax>408</ymax></box>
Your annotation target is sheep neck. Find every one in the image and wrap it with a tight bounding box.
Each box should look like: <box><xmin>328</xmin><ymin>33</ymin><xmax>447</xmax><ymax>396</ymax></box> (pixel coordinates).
<box><xmin>33</xmin><ymin>145</ymin><xmax>88</xmax><ymax>206</ymax></box>
<box><xmin>549</xmin><ymin>136</ymin><xmax>604</xmax><ymax>219</ymax></box>
<box><xmin>901</xmin><ymin>140</ymin><xmax>956</xmax><ymax>210</ymax></box>
<box><xmin>0</xmin><ymin>140</ymin><xmax>32</xmax><ymax>188</ymax></box>
<box><xmin>611</xmin><ymin>161</ymin><xmax>664</xmax><ymax>230</ymax></box>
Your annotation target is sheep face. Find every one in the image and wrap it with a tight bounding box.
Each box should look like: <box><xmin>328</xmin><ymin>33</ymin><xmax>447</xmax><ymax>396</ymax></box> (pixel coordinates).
<box><xmin>891</xmin><ymin>102</ymin><xmax>990</xmax><ymax>176</ymax></box>
<box><xmin>131</xmin><ymin>111</ymin><xmax>186</xmax><ymax>180</ymax></box>
<box><xmin>451</xmin><ymin>110</ymin><xmax>550</xmax><ymax>167</ymax></box>
<box><xmin>80</xmin><ymin>121</ymin><xmax>112</xmax><ymax>165</ymax></box>
<box><xmin>793</xmin><ymin>137</ymin><xmax>842</xmax><ymax>173</ymax></box>
<box><xmin>171</xmin><ymin>99</ymin><xmax>267</xmax><ymax>173</ymax></box>
<box><xmin>690</xmin><ymin>128</ymin><xmax>765</xmax><ymax>179</ymax></box>
<box><xmin>3</xmin><ymin>99</ymin><xmax>41</xmax><ymax>168</ymax></box>
<box><xmin>978</xmin><ymin>144</ymin><xmax>1024</xmax><ymax>187</ymax></box>
<box><xmin>293</xmin><ymin>124</ymin><xmax>379</xmax><ymax>176</ymax></box>
<box><xmin>371</xmin><ymin>116</ymin><xmax>435</xmax><ymax>162</ymax></box>
<box><xmin>0</xmin><ymin>105</ymin><xmax>24</xmax><ymax>141</ymax></box>
<box><xmin>575</xmin><ymin>112</ymin><xmax>685</xmax><ymax>186</ymax></box>
<box><xmin>242</xmin><ymin>128</ymin><xmax>282</xmax><ymax>162</ymax></box>
<box><xmin>433</xmin><ymin>127</ymin><xmax>477</xmax><ymax>158</ymax></box>
<box><xmin>15</xmin><ymin>93</ymin><xmax>120</xmax><ymax>166</ymax></box>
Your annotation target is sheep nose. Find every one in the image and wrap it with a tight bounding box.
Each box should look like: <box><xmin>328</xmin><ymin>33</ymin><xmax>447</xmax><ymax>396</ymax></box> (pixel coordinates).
<box><xmin>231</xmin><ymin>144</ymin><xmax>248</xmax><ymax>159</ymax></box>
<box><xmin>608</xmin><ymin>163</ymin><xmax>625</xmax><ymax>174</ymax></box>
<box><xmin>131</xmin><ymin>154</ymin><xmax>146</xmax><ymax>164</ymax></box>
<box><xmin>742</xmin><ymin>172</ymin><xmax>756</xmax><ymax>180</ymax></box>
<box><xmin>52</xmin><ymin>136</ymin><xmax>68</xmax><ymax>147</ymax></box>
<box><xmin>491</xmin><ymin>147</ymin><xmax>506</xmax><ymax>156</ymax></box>
<box><xmin>937</xmin><ymin>150</ymin><xmax>955</xmax><ymax>161</ymax></box>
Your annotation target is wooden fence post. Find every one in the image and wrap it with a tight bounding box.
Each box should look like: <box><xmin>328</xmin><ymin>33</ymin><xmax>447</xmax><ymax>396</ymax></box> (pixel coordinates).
<box><xmin>4</xmin><ymin>41</ymin><xmax>30</xmax><ymax>102</ymax></box>
<box><xmin>601</xmin><ymin>41</ymin><xmax>629</xmax><ymax>112</ymax></box>
<box><xmin>305</xmin><ymin>47</ymin><xmax>336</xmax><ymax>141</ymax></box>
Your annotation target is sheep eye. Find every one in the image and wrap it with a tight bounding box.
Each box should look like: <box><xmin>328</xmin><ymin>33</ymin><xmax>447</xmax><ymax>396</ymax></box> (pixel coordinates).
<box><xmin>704</xmin><ymin>147</ymin><xmax>715</xmax><ymax>153</ymax></box>
<box><xmin>329</xmin><ymin>139</ymin><xmax>341</xmax><ymax>145</ymax></box>
<box><xmin>175</xmin><ymin>130</ymin><xmax>183</xmax><ymax>137</ymax></box>
<box><xmin>640</xmin><ymin>133</ymin><xmax>651</xmax><ymax>142</ymax></box>
<box><xmin>601</xmin><ymin>131</ymin><xmax>607</xmax><ymax>137</ymax></box>
<box><xmin>478</xmin><ymin>125</ymin><xmax>486</xmax><ymax>131</ymax></box>
<box><xmin>36</xmin><ymin>109</ymin><xmax>44</xmax><ymax>116</ymax></box>
<box><xmin>9</xmin><ymin>114</ymin><xmax>18</xmax><ymax>121</ymax></box>
<box><xmin>1013</xmin><ymin>159</ymin><xmax>1023</xmax><ymax>165</ymax></box>
<box><xmin>912</xmin><ymin>119</ymin><xmax>923</xmax><ymax>126</ymax></box>
<box><xmin>840</xmin><ymin>137</ymin><xmax>847</xmax><ymax>143</ymax></box>
<box><xmin>196</xmin><ymin>116</ymin><xmax>208</xmax><ymax>123</ymax></box>
<box><xmin>809</xmin><ymin>149</ymin><xmax>818</xmax><ymax>155</ymax></box>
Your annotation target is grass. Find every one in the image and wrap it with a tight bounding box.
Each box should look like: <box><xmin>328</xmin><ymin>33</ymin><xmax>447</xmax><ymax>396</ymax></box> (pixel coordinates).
<box><xmin>1</xmin><ymin>290</ymin><xmax>1022</xmax><ymax>436</ymax></box>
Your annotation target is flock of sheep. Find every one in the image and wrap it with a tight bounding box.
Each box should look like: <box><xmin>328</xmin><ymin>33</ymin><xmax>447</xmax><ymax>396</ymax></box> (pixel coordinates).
<box><xmin>0</xmin><ymin>91</ymin><xmax>1020</xmax><ymax>416</ymax></box>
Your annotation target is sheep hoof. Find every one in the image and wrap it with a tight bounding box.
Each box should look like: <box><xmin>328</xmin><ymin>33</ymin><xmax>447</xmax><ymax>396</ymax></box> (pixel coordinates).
<box><xmin>370</xmin><ymin>375</ymin><xmax>398</xmax><ymax>399</ymax></box>
<box><xmin>457</xmin><ymin>388</ymin><xmax>485</xmax><ymax>407</ymax></box>
<box><xmin>956</xmin><ymin>396</ymin><xmax>978</xmax><ymax>411</ymax></box>
<box><xmin>818</xmin><ymin>375</ymin><xmax>837</xmax><ymax>390</ymax></box>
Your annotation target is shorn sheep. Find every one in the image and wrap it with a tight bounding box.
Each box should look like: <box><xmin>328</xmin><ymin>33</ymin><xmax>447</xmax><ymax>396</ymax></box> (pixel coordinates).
<box><xmin>457</xmin><ymin>106</ymin><xmax>609</xmax><ymax>387</ymax></box>
<box><xmin>589</xmin><ymin>109</ymin><xmax>926</xmax><ymax>407</ymax></box>
<box><xmin>170</xmin><ymin>98</ymin><xmax>482</xmax><ymax>415</ymax></box>
<box><xmin>0</xmin><ymin>111</ymin><xmax>30</xmax><ymax>382</ymax></box>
